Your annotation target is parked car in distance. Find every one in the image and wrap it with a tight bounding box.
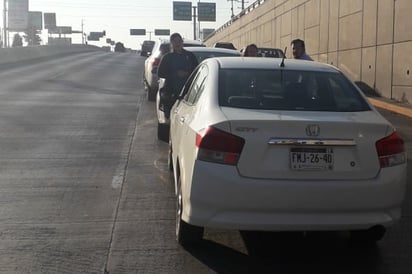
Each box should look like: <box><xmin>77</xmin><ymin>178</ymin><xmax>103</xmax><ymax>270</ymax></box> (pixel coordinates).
<box><xmin>169</xmin><ymin>57</ymin><xmax>407</xmax><ymax>246</ymax></box>
<box><xmin>114</xmin><ymin>42</ymin><xmax>126</xmax><ymax>52</ymax></box>
<box><xmin>140</xmin><ymin>40</ymin><xmax>155</xmax><ymax>56</ymax></box>
<box><xmin>143</xmin><ymin>39</ymin><xmax>205</xmax><ymax>101</ymax></box>
<box><xmin>213</xmin><ymin>42</ymin><xmax>236</xmax><ymax>50</ymax></box>
<box><xmin>156</xmin><ymin>47</ymin><xmax>241</xmax><ymax>141</ymax></box>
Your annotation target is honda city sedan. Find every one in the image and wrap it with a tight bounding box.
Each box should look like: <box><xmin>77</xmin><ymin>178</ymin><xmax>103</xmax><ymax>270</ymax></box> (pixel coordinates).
<box><xmin>168</xmin><ymin>57</ymin><xmax>407</xmax><ymax>245</ymax></box>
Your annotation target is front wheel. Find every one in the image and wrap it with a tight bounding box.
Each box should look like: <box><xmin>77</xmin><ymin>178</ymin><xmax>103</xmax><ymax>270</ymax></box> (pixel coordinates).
<box><xmin>148</xmin><ymin>87</ymin><xmax>156</xmax><ymax>101</ymax></box>
<box><xmin>157</xmin><ymin>123</ymin><xmax>169</xmax><ymax>142</ymax></box>
<box><xmin>176</xmin><ymin>176</ymin><xmax>203</xmax><ymax>246</ymax></box>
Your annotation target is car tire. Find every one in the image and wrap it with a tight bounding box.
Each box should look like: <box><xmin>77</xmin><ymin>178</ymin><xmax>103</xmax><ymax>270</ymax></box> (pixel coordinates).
<box><xmin>157</xmin><ymin>123</ymin><xmax>169</xmax><ymax>142</ymax></box>
<box><xmin>167</xmin><ymin>140</ymin><xmax>173</xmax><ymax>172</ymax></box>
<box><xmin>176</xmin><ymin>176</ymin><xmax>203</xmax><ymax>246</ymax></box>
<box><xmin>148</xmin><ymin>87</ymin><xmax>156</xmax><ymax>101</ymax></box>
<box><xmin>350</xmin><ymin>225</ymin><xmax>386</xmax><ymax>243</ymax></box>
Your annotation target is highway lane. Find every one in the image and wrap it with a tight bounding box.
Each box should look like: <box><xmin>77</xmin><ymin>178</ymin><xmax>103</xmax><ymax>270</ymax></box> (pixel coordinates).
<box><xmin>0</xmin><ymin>51</ymin><xmax>145</xmax><ymax>273</ymax></box>
<box><xmin>0</xmin><ymin>52</ymin><xmax>411</xmax><ymax>273</ymax></box>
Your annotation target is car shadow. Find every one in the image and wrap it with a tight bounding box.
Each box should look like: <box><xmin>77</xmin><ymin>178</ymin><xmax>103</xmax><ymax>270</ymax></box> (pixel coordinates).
<box><xmin>184</xmin><ymin>231</ymin><xmax>383</xmax><ymax>274</ymax></box>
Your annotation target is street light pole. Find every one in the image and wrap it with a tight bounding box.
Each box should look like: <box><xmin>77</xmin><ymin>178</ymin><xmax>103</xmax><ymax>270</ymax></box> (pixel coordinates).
<box><xmin>3</xmin><ymin>0</ymin><xmax>7</xmax><ymax>47</ymax></box>
<box><xmin>228</xmin><ymin>0</ymin><xmax>234</xmax><ymax>18</ymax></box>
<box><xmin>192</xmin><ymin>6</ymin><xmax>197</xmax><ymax>40</ymax></box>
<box><xmin>147</xmin><ymin>31</ymin><xmax>153</xmax><ymax>40</ymax></box>
<box><xmin>81</xmin><ymin>19</ymin><xmax>84</xmax><ymax>44</ymax></box>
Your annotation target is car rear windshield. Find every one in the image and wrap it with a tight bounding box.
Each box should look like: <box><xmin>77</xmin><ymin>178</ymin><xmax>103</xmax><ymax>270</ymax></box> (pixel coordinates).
<box><xmin>218</xmin><ymin>69</ymin><xmax>371</xmax><ymax>112</ymax></box>
<box><xmin>158</xmin><ymin>43</ymin><xmax>205</xmax><ymax>56</ymax></box>
<box><xmin>193</xmin><ymin>51</ymin><xmax>239</xmax><ymax>63</ymax></box>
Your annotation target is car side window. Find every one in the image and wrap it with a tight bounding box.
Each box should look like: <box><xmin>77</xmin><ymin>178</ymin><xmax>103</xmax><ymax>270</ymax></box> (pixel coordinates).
<box><xmin>180</xmin><ymin>66</ymin><xmax>201</xmax><ymax>99</ymax></box>
<box><xmin>184</xmin><ymin>65</ymin><xmax>208</xmax><ymax>105</ymax></box>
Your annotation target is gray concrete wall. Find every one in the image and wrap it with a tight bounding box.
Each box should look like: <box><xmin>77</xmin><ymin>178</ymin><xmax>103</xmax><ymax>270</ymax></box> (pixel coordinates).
<box><xmin>205</xmin><ymin>0</ymin><xmax>412</xmax><ymax>103</ymax></box>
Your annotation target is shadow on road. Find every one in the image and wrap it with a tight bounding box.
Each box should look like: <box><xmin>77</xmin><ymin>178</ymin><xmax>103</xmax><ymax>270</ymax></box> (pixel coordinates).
<box><xmin>184</xmin><ymin>231</ymin><xmax>383</xmax><ymax>274</ymax></box>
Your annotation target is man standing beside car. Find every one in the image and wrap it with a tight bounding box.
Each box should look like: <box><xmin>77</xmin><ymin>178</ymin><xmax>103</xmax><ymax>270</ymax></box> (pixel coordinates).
<box><xmin>157</xmin><ymin>33</ymin><xmax>198</xmax><ymax>118</ymax></box>
<box><xmin>291</xmin><ymin>38</ymin><xmax>313</xmax><ymax>61</ymax></box>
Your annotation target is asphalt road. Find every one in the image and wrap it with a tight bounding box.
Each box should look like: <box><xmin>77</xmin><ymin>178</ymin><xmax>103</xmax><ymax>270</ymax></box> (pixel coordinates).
<box><xmin>0</xmin><ymin>52</ymin><xmax>411</xmax><ymax>274</ymax></box>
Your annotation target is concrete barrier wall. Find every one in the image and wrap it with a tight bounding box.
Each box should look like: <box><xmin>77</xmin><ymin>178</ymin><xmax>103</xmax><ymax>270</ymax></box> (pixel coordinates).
<box><xmin>205</xmin><ymin>0</ymin><xmax>412</xmax><ymax>104</ymax></box>
<box><xmin>0</xmin><ymin>44</ymin><xmax>101</xmax><ymax>65</ymax></box>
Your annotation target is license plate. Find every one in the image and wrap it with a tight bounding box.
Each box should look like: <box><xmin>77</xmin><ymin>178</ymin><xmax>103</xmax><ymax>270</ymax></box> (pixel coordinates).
<box><xmin>290</xmin><ymin>148</ymin><xmax>334</xmax><ymax>170</ymax></box>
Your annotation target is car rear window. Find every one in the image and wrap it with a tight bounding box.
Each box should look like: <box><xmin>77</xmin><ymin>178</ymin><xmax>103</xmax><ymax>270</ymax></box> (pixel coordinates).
<box><xmin>218</xmin><ymin>69</ymin><xmax>371</xmax><ymax>112</ymax></box>
<box><xmin>158</xmin><ymin>42</ymin><xmax>205</xmax><ymax>56</ymax></box>
<box><xmin>193</xmin><ymin>51</ymin><xmax>240</xmax><ymax>63</ymax></box>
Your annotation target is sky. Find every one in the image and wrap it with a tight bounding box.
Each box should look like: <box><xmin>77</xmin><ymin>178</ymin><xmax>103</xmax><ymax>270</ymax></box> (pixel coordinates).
<box><xmin>1</xmin><ymin>0</ymin><xmax>241</xmax><ymax>49</ymax></box>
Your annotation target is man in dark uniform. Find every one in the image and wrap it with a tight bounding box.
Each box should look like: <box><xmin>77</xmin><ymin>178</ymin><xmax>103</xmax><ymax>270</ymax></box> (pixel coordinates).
<box><xmin>157</xmin><ymin>33</ymin><xmax>198</xmax><ymax>118</ymax></box>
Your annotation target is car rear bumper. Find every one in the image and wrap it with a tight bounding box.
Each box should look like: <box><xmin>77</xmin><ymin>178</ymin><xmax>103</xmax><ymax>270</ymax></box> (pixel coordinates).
<box><xmin>182</xmin><ymin>161</ymin><xmax>407</xmax><ymax>231</ymax></box>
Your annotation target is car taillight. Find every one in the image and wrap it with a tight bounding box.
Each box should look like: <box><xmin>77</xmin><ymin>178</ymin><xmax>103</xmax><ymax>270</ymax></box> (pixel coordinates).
<box><xmin>375</xmin><ymin>132</ymin><xmax>406</xmax><ymax>168</ymax></box>
<box><xmin>196</xmin><ymin>127</ymin><xmax>245</xmax><ymax>165</ymax></box>
<box><xmin>152</xmin><ymin>57</ymin><xmax>160</xmax><ymax>67</ymax></box>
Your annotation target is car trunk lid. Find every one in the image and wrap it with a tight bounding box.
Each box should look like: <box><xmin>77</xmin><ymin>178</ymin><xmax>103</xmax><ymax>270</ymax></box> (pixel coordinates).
<box><xmin>221</xmin><ymin>108</ymin><xmax>391</xmax><ymax>180</ymax></box>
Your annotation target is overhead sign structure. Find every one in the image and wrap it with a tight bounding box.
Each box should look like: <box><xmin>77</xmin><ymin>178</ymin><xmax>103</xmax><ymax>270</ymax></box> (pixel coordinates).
<box><xmin>87</xmin><ymin>35</ymin><xmax>99</xmax><ymax>41</ymax></box>
<box><xmin>88</xmin><ymin>31</ymin><xmax>105</xmax><ymax>41</ymax></box>
<box><xmin>48</xmin><ymin>37</ymin><xmax>72</xmax><ymax>45</ymax></box>
<box><xmin>154</xmin><ymin>29</ymin><xmax>170</xmax><ymax>36</ymax></box>
<box><xmin>28</xmin><ymin>11</ymin><xmax>43</xmax><ymax>30</ymax></box>
<box><xmin>173</xmin><ymin>1</ymin><xmax>192</xmax><ymax>21</ymax></box>
<box><xmin>44</xmin><ymin>13</ymin><xmax>57</xmax><ymax>29</ymax></box>
<box><xmin>130</xmin><ymin>29</ymin><xmax>146</xmax><ymax>36</ymax></box>
<box><xmin>198</xmin><ymin>2</ymin><xmax>216</xmax><ymax>22</ymax></box>
<box><xmin>202</xmin><ymin>28</ymin><xmax>215</xmax><ymax>39</ymax></box>
<box><xmin>49</xmin><ymin>26</ymin><xmax>72</xmax><ymax>35</ymax></box>
<box><xmin>8</xmin><ymin>0</ymin><xmax>29</xmax><ymax>31</ymax></box>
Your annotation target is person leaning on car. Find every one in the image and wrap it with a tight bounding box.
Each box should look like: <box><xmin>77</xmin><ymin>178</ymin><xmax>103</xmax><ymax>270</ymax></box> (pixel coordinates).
<box><xmin>242</xmin><ymin>43</ymin><xmax>258</xmax><ymax>57</ymax></box>
<box><xmin>291</xmin><ymin>38</ymin><xmax>313</xmax><ymax>61</ymax></box>
<box><xmin>157</xmin><ymin>33</ymin><xmax>198</xmax><ymax>118</ymax></box>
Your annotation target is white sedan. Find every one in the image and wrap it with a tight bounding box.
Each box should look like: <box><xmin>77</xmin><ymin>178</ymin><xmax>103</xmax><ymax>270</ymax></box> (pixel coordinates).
<box><xmin>169</xmin><ymin>57</ymin><xmax>407</xmax><ymax>246</ymax></box>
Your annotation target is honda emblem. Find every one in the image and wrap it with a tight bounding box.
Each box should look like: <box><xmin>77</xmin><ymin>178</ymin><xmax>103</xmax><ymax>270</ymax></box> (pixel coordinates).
<box><xmin>306</xmin><ymin>124</ymin><xmax>320</xmax><ymax>136</ymax></box>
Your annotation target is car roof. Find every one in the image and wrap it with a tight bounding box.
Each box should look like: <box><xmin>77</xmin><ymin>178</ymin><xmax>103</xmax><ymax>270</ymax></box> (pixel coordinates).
<box><xmin>184</xmin><ymin>47</ymin><xmax>240</xmax><ymax>54</ymax></box>
<box><xmin>156</xmin><ymin>38</ymin><xmax>204</xmax><ymax>45</ymax></box>
<box><xmin>214</xmin><ymin>42</ymin><xmax>234</xmax><ymax>45</ymax></box>
<box><xmin>258</xmin><ymin>47</ymin><xmax>282</xmax><ymax>51</ymax></box>
<box><xmin>206</xmin><ymin>57</ymin><xmax>340</xmax><ymax>73</ymax></box>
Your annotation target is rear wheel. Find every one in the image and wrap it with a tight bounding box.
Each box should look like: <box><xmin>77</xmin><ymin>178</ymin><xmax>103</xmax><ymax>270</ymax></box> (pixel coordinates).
<box><xmin>157</xmin><ymin>123</ymin><xmax>169</xmax><ymax>142</ymax></box>
<box><xmin>176</xmin><ymin>176</ymin><xmax>203</xmax><ymax>246</ymax></box>
<box><xmin>148</xmin><ymin>87</ymin><xmax>156</xmax><ymax>101</ymax></box>
<box><xmin>144</xmin><ymin>80</ymin><xmax>156</xmax><ymax>102</ymax></box>
<box><xmin>167</xmin><ymin>140</ymin><xmax>173</xmax><ymax>172</ymax></box>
